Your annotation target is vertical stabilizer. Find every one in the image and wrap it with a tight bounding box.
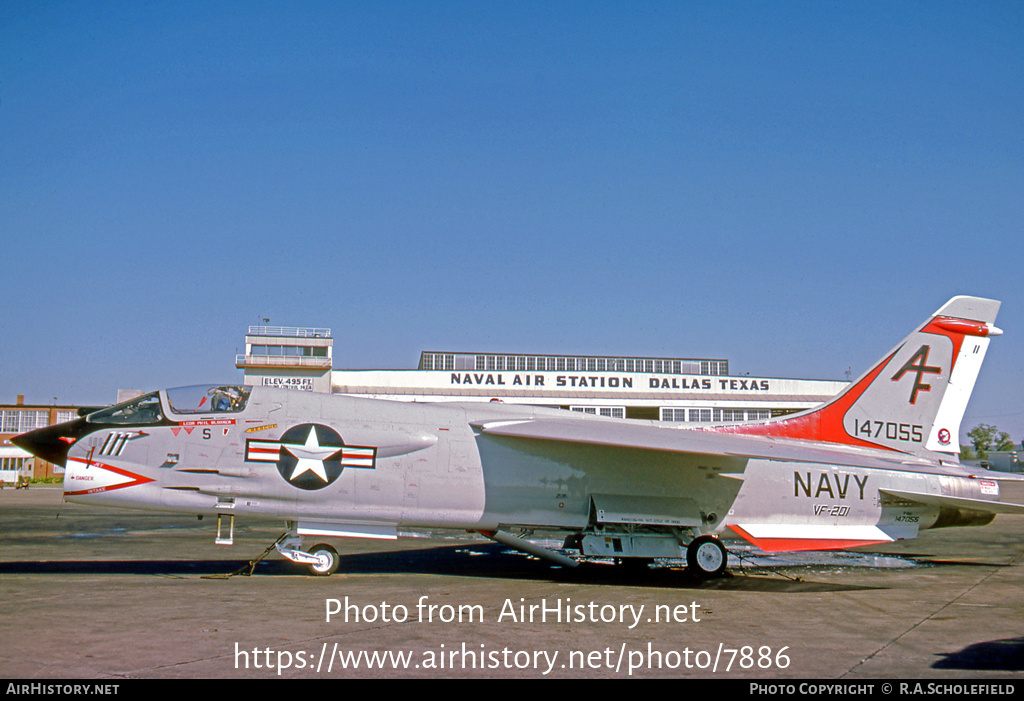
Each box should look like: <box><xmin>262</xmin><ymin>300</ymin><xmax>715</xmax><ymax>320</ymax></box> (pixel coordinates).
<box><xmin>712</xmin><ymin>296</ymin><xmax>1001</xmax><ymax>457</ymax></box>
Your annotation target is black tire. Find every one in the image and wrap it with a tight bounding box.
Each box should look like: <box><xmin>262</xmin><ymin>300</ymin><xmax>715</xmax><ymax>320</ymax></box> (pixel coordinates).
<box><xmin>686</xmin><ymin>536</ymin><xmax>728</xmax><ymax>578</ymax></box>
<box><xmin>306</xmin><ymin>543</ymin><xmax>339</xmax><ymax>576</ymax></box>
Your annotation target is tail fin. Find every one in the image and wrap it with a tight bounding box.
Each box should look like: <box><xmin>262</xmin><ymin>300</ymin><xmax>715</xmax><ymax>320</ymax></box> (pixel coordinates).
<box><xmin>714</xmin><ymin>296</ymin><xmax>1001</xmax><ymax>457</ymax></box>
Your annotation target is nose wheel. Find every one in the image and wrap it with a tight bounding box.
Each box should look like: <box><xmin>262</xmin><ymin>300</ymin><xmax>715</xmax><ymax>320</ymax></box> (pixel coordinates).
<box><xmin>306</xmin><ymin>543</ymin><xmax>340</xmax><ymax>576</ymax></box>
<box><xmin>274</xmin><ymin>528</ymin><xmax>342</xmax><ymax>576</ymax></box>
<box><xmin>686</xmin><ymin>535</ymin><xmax>728</xmax><ymax>578</ymax></box>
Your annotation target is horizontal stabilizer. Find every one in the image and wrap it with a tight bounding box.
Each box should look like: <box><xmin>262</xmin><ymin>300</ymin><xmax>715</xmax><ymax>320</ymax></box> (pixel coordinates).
<box><xmin>879</xmin><ymin>488</ymin><xmax>1024</xmax><ymax>515</ymax></box>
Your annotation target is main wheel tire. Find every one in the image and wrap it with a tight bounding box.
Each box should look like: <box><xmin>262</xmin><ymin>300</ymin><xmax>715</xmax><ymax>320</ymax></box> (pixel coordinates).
<box><xmin>306</xmin><ymin>543</ymin><xmax>339</xmax><ymax>576</ymax></box>
<box><xmin>686</xmin><ymin>536</ymin><xmax>728</xmax><ymax>578</ymax></box>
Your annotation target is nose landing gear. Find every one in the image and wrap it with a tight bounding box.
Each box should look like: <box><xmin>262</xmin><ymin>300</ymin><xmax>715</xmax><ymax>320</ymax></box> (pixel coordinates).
<box><xmin>273</xmin><ymin>528</ymin><xmax>343</xmax><ymax>576</ymax></box>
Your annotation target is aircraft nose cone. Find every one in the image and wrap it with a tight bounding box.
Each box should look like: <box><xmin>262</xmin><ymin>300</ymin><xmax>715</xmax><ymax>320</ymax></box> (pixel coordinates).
<box><xmin>11</xmin><ymin>418</ymin><xmax>89</xmax><ymax>468</ymax></box>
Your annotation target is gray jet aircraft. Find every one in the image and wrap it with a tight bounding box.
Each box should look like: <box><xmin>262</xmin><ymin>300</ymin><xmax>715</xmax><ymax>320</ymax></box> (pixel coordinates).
<box><xmin>14</xmin><ymin>296</ymin><xmax>1024</xmax><ymax>578</ymax></box>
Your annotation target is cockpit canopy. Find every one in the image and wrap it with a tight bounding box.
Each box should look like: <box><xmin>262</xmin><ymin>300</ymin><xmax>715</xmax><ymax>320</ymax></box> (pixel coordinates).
<box><xmin>84</xmin><ymin>385</ymin><xmax>251</xmax><ymax>426</ymax></box>
<box><xmin>165</xmin><ymin>385</ymin><xmax>251</xmax><ymax>415</ymax></box>
<box><xmin>86</xmin><ymin>391</ymin><xmax>164</xmax><ymax>425</ymax></box>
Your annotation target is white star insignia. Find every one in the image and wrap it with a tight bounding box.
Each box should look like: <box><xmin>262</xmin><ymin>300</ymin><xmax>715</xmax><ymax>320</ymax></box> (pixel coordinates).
<box><xmin>282</xmin><ymin>426</ymin><xmax>338</xmax><ymax>483</ymax></box>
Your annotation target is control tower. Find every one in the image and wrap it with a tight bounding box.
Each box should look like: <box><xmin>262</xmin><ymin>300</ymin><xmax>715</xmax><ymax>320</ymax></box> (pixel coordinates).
<box><xmin>235</xmin><ymin>326</ymin><xmax>333</xmax><ymax>392</ymax></box>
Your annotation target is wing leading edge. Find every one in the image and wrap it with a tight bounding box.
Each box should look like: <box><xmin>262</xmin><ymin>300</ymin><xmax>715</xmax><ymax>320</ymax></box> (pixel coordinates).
<box><xmin>471</xmin><ymin>416</ymin><xmax>986</xmax><ymax>476</ymax></box>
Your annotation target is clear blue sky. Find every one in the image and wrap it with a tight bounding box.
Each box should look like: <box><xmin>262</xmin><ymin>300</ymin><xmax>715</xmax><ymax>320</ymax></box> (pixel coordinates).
<box><xmin>2</xmin><ymin>2</ymin><xmax>1022</xmax><ymax>443</ymax></box>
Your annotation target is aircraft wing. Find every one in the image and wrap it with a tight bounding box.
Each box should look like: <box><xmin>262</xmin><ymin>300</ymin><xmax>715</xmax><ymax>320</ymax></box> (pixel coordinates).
<box><xmin>471</xmin><ymin>417</ymin><xmax>971</xmax><ymax>476</ymax></box>
<box><xmin>471</xmin><ymin>417</ymin><xmax>750</xmax><ymax>531</ymax></box>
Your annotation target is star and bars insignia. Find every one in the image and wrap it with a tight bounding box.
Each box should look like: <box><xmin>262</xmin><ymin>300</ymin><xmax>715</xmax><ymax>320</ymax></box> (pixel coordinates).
<box><xmin>245</xmin><ymin>423</ymin><xmax>377</xmax><ymax>490</ymax></box>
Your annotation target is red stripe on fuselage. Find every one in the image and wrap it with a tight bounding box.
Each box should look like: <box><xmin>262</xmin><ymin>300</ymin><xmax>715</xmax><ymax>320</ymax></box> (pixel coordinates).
<box><xmin>63</xmin><ymin>461</ymin><xmax>155</xmax><ymax>496</ymax></box>
<box><xmin>727</xmin><ymin>525</ymin><xmax>889</xmax><ymax>552</ymax></box>
<box><xmin>709</xmin><ymin>350</ymin><xmax>897</xmax><ymax>448</ymax></box>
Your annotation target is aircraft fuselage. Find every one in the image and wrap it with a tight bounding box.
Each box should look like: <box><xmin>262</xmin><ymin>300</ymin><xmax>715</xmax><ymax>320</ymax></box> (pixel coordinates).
<box><xmin>58</xmin><ymin>386</ymin><xmax>998</xmax><ymax>554</ymax></box>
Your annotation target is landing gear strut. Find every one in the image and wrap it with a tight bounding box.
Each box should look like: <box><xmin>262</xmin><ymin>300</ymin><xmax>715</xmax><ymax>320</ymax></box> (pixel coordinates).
<box><xmin>274</xmin><ymin>525</ymin><xmax>342</xmax><ymax>576</ymax></box>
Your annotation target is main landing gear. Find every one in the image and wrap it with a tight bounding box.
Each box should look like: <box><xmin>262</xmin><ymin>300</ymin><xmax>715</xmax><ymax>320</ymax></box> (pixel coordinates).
<box><xmin>686</xmin><ymin>535</ymin><xmax>728</xmax><ymax>578</ymax></box>
<box><xmin>566</xmin><ymin>527</ymin><xmax>730</xmax><ymax>578</ymax></box>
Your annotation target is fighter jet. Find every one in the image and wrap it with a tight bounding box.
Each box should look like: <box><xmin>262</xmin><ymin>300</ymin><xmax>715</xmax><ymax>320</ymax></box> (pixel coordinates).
<box><xmin>14</xmin><ymin>296</ymin><xmax>1024</xmax><ymax>578</ymax></box>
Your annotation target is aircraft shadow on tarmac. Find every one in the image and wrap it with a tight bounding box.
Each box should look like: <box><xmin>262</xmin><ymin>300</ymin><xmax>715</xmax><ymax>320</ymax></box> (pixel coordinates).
<box><xmin>0</xmin><ymin>541</ymin><xmax>886</xmax><ymax>592</ymax></box>
<box><xmin>933</xmin><ymin>636</ymin><xmax>1024</xmax><ymax>671</ymax></box>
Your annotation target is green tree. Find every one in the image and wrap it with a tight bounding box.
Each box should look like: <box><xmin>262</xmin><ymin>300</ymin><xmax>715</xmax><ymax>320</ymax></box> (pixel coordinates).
<box><xmin>966</xmin><ymin>423</ymin><xmax>1015</xmax><ymax>458</ymax></box>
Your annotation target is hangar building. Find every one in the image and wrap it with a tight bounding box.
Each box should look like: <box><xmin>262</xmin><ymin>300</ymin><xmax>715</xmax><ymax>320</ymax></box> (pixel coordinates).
<box><xmin>236</xmin><ymin>326</ymin><xmax>847</xmax><ymax>423</ymax></box>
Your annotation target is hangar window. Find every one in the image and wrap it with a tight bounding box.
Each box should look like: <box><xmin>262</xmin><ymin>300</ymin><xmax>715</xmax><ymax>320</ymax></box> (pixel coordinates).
<box><xmin>1</xmin><ymin>410</ymin><xmax>49</xmax><ymax>433</ymax></box>
<box><xmin>418</xmin><ymin>351</ymin><xmax>728</xmax><ymax>376</ymax></box>
<box><xmin>250</xmin><ymin>344</ymin><xmax>326</xmax><ymax>357</ymax></box>
<box><xmin>660</xmin><ymin>408</ymin><xmax>685</xmax><ymax>422</ymax></box>
<box><xmin>661</xmin><ymin>407</ymin><xmax>770</xmax><ymax>423</ymax></box>
<box><xmin>421</xmin><ymin>352</ymin><xmax>464</xmax><ymax>370</ymax></box>
<box><xmin>571</xmin><ymin>406</ymin><xmax>626</xmax><ymax>419</ymax></box>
